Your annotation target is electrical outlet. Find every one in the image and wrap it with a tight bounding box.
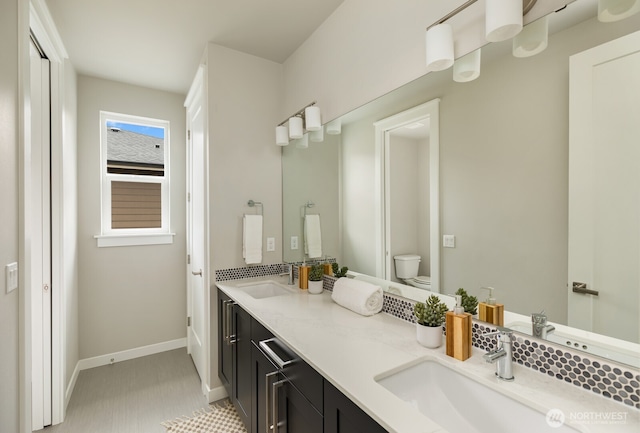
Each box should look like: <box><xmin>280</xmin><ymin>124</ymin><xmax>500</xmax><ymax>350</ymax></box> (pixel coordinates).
<box><xmin>443</xmin><ymin>235</ymin><xmax>456</xmax><ymax>248</ymax></box>
<box><xmin>5</xmin><ymin>262</ymin><xmax>18</xmax><ymax>294</ymax></box>
<box><xmin>267</xmin><ymin>237</ymin><xmax>275</xmax><ymax>252</ymax></box>
<box><xmin>291</xmin><ymin>236</ymin><xmax>299</xmax><ymax>250</ymax></box>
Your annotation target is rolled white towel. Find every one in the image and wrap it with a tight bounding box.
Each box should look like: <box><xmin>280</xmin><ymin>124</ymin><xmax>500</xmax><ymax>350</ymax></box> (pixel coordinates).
<box><xmin>331</xmin><ymin>278</ymin><xmax>383</xmax><ymax>316</ymax></box>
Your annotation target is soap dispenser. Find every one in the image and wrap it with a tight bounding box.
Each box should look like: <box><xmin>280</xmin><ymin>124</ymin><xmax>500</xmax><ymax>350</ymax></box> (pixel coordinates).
<box><xmin>478</xmin><ymin>287</ymin><xmax>504</xmax><ymax>326</ymax></box>
<box><xmin>446</xmin><ymin>295</ymin><xmax>473</xmax><ymax>361</ymax></box>
<box><xmin>298</xmin><ymin>260</ymin><xmax>310</xmax><ymax>290</ymax></box>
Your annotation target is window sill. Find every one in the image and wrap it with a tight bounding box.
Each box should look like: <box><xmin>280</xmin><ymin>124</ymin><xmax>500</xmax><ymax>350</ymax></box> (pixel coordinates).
<box><xmin>95</xmin><ymin>233</ymin><xmax>175</xmax><ymax>248</ymax></box>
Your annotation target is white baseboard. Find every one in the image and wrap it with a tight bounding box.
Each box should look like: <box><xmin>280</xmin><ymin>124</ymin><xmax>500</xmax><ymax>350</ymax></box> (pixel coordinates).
<box><xmin>77</xmin><ymin>338</ymin><xmax>187</xmax><ymax>371</ymax></box>
<box><xmin>207</xmin><ymin>384</ymin><xmax>228</xmax><ymax>403</ymax></box>
<box><xmin>65</xmin><ymin>362</ymin><xmax>81</xmax><ymax>411</ymax></box>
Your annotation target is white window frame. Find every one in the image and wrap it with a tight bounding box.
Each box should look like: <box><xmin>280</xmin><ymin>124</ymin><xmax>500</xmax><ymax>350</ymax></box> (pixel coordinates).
<box><xmin>95</xmin><ymin>111</ymin><xmax>174</xmax><ymax>247</ymax></box>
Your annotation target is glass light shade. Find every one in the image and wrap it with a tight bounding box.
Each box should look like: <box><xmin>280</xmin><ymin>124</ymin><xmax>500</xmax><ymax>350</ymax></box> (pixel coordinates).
<box><xmin>309</xmin><ymin>126</ymin><xmax>324</xmax><ymax>142</ymax></box>
<box><xmin>276</xmin><ymin>125</ymin><xmax>289</xmax><ymax>146</ymax></box>
<box><xmin>289</xmin><ymin>116</ymin><xmax>303</xmax><ymax>139</ymax></box>
<box><xmin>453</xmin><ymin>49</ymin><xmax>481</xmax><ymax>83</ymax></box>
<box><xmin>513</xmin><ymin>15</ymin><xmax>549</xmax><ymax>58</ymax></box>
<box><xmin>425</xmin><ymin>24</ymin><xmax>454</xmax><ymax>72</ymax></box>
<box><xmin>295</xmin><ymin>134</ymin><xmax>309</xmax><ymax>149</ymax></box>
<box><xmin>486</xmin><ymin>0</ymin><xmax>523</xmax><ymax>42</ymax></box>
<box><xmin>326</xmin><ymin>118</ymin><xmax>342</xmax><ymax>135</ymax></box>
<box><xmin>305</xmin><ymin>106</ymin><xmax>321</xmax><ymax>131</ymax></box>
<box><xmin>598</xmin><ymin>0</ymin><xmax>640</xmax><ymax>22</ymax></box>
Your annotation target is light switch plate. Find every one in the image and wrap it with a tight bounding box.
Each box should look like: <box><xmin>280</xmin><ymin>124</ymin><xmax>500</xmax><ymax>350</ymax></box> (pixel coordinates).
<box><xmin>6</xmin><ymin>262</ymin><xmax>18</xmax><ymax>294</ymax></box>
<box><xmin>291</xmin><ymin>236</ymin><xmax>299</xmax><ymax>250</ymax></box>
<box><xmin>266</xmin><ymin>237</ymin><xmax>275</xmax><ymax>252</ymax></box>
<box><xmin>443</xmin><ymin>235</ymin><xmax>456</xmax><ymax>248</ymax></box>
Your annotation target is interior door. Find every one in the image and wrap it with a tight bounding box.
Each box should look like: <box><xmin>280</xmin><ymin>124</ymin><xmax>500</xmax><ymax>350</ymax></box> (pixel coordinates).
<box><xmin>186</xmin><ymin>71</ymin><xmax>206</xmax><ymax>380</ymax></box>
<box><xmin>568</xmin><ymin>31</ymin><xmax>640</xmax><ymax>343</ymax></box>
<box><xmin>30</xmin><ymin>37</ymin><xmax>52</xmax><ymax>430</ymax></box>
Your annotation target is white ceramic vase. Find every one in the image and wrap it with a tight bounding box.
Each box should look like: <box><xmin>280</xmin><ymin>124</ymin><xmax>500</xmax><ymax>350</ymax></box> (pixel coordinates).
<box><xmin>416</xmin><ymin>323</ymin><xmax>443</xmax><ymax>348</ymax></box>
<box><xmin>308</xmin><ymin>280</ymin><xmax>324</xmax><ymax>294</ymax></box>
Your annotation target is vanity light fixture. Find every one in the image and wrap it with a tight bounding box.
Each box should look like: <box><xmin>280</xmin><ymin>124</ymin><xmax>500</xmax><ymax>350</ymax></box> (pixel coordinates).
<box><xmin>309</xmin><ymin>125</ymin><xmax>324</xmax><ymax>142</ymax></box>
<box><xmin>453</xmin><ymin>48</ymin><xmax>481</xmax><ymax>82</ymax></box>
<box><xmin>289</xmin><ymin>116</ymin><xmax>304</xmax><ymax>140</ymax></box>
<box><xmin>274</xmin><ymin>101</ymin><xmax>318</xmax><ymax>146</ymax></box>
<box><xmin>276</xmin><ymin>125</ymin><xmax>289</xmax><ymax>146</ymax></box>
<box><xmin>513</xmin><ymin>15</ymin><xmax>548</xmax><ymax>57</ymax></box>
<box><xmin>425</xmin><ymin>0</ymin><xmax>537</xmax><ymax>73</ymax></box>
<box><xmin>326</xmin><ymin>118</ymin><xmax>342</xmax><ymax>135</ymax></box>
<box><xmin>425</xmin><ymin>23</ymin><xmax>454</xmax><ymax>72</ymax></box>
<box><xmin>598</xmin><ymin>0</ymin><xmax>640</xmax><ymax>22</ymax></box>
<box><xmin>295</xmin><ymin>133</ymin><xmax>309</xmax><ymax>149</ymax></box>
<box><xmin>485</xmin><ymin>0</ymin><xmax>523</xmax><ymax>42</ymax></box>
<box><xmin>305</xmin><ymin>106</ymin><xmax>321</xmax><ymax>131</ymax></box>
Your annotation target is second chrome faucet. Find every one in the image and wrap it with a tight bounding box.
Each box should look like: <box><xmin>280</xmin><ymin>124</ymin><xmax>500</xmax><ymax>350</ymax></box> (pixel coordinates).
<box><xmin>483</xmin><ymin>326</ymin><xmax>515</xmax><ymax>381</ymax></box>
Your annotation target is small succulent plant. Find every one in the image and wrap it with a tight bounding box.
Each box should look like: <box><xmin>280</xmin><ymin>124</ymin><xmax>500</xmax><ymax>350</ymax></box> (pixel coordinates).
<box><xmin>455</xmin><ymin>288</ymin><xmax>478</xmax><ymax>315</ymax></box>
<box><xmin>413</xmin><ymin>295</ymin><xmax>449</xmax><ymax>327</ymax></box>
<box><xmin>309</xmin><ymin>264</ymin><xmax>324</xmax><ymax>281</ymax></box>
<box><xmin>331</xmin><ymin>262</ymin><xmax>349</xmax><ymax>278</ymax></box>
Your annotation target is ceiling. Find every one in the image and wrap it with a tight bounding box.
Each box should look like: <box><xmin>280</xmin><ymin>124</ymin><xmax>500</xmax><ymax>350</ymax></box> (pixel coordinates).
<box><xmin>45</xmin><ymin>0</ymin><xmax>345</xmax><ymax>95</ymax></box>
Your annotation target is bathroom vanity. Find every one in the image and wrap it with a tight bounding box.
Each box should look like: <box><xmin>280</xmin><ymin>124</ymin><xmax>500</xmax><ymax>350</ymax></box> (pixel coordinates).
<box><xmin>218</xmin><ymin>286</ymin><xmax>387</xmax><ymax>433</ymax></box>
<box><xmin>216</xmin><ymin>276</ymin><xmax>639</xmax><ymax>433</ymax></box>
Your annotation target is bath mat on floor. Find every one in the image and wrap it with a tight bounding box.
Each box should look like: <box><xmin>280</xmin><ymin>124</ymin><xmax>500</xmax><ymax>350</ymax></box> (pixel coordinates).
<box><xmin>161</xmin><ymin>400</ymin><xmax>247</xmax><ymax>433</ymax></box>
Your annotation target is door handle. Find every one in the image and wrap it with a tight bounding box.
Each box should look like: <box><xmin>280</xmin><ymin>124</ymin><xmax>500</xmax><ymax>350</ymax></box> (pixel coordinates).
<box><xmin>271</xmin><ymin>379</ymin><xmax>287</xmax><ymax>432</ymax></box>
<box><xmin>572</xmin><ymin>282</ymin><xmax>599</xmax><ymax>296</ymax></box>
<box><xmin>225</xmin><ymin>300</ymin><xmax>237</xmax><ymax>345</ymax></box>
<box><xmin>265</xmin><ymin>371</ymin><xmax>279</xmax><ymax>433</ymax></box>
<box><xmin>192</xmin><ymin>269</ymin><xmax>202</xmax><ymax>276</ymax></box>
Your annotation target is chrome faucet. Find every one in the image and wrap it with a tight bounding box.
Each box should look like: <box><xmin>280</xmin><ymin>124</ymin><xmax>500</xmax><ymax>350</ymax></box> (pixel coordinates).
<box><xmin>532</xmin><ymin>310</ymin><xmax>555</xmax><ymax>339</ymax></box>
<box><xmin>279</xmin><ymin>263</ymin><xmax>295</xmax><ymax>285</ymax></box>
<box><xmin>483</xmin><ymin>326</ymin><xmax>515</xmax><ymax>381</ymax></box>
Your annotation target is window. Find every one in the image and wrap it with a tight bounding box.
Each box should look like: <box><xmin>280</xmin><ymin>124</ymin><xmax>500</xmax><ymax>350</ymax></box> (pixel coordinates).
<box><xmin>96</xmin><ymin>111</ymin><xmax>173</xmax><ymax>247</ymax></box>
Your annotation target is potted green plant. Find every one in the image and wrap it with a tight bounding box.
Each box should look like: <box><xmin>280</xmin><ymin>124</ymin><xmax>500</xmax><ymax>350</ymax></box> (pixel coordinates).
<box><xmin>331</xmin><ymin>262</ymin><xmax>349</xmax><ymax>278</ymax></box>
<box><xmin>455</xmin><ymin>288</ymin><xmax>478</xmax><ymax>316</ymax></box>
<box><xmin>308</xmin><ymin>264</ymin><xmax>324</xmax><ymax>294</ymax></box>
<box><xmin>413</xmin><ymin>294</ymin><xmax>448</xmax><ymax>348</ymax></box>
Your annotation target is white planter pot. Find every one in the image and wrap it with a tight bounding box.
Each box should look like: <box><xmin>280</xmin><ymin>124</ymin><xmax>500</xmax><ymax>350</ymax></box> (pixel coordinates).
<box><xmin>308</xmin><ymin>280</ymin><xmax>324</xmax><ymax>294</ymax></box>
<box><xmin>416</xmin><ymin>323</ymin><xmax>443</xmax><ymax>348</ymax></box>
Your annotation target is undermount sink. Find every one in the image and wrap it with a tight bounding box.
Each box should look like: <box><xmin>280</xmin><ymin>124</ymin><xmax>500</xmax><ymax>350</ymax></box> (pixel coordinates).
<box><xmin>237</xmin><ymin>281</ymin><xmax>296</xmax><ymax>299</ymax></box>
<box><xmin>376</xmin><ymin>360</ymin><xmax>580</xmax><ymax>433</ymax></box>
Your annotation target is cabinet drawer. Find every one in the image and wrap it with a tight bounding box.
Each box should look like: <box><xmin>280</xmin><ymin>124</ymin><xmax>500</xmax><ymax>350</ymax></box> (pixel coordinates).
<box><xmin>251</xmin><ymin>317</ymin><xmax>274</xmax><ymax>342</ymax></box>
<box><xmin>252</xmin><ymin>319</ymin><xmax>324</xmax><ymax>414</ymax></box>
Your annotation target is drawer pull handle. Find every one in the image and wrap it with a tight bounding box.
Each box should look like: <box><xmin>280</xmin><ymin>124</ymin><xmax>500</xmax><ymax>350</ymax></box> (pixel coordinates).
<box><xmin>259</xmin><ymin>338</ymin><xmax>294</xmax><ymax>369</ymax></box>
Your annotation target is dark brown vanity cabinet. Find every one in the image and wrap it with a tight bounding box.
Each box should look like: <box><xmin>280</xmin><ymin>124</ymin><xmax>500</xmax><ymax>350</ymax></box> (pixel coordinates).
<box><xmin>251</xmin><ymin>319</ymin><xmax>323</xmax><ymax>433</ymax></box>
<box><xmin>324</xmin><ymin>381</ymin><xmax>387</xmax><ymax>433</ymax></box>
<box><xmin>218</xmin><ymin>288</ymin><xmax>387</xmax><ymax>433</ymax></box>
<box><xmin>217</xmin><ymin>290</ymin><xmax>251</xmax><ymax>428</ymax></box>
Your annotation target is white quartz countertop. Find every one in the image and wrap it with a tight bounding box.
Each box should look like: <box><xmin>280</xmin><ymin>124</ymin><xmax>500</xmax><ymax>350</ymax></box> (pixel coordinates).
<box><xmin>216</xmin><ymin>276</ymin><xmax>639</xmax><ymax>433</ymax></box>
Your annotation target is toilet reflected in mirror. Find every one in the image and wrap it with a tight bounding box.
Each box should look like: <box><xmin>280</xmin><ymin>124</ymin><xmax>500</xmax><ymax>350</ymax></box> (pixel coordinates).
<box><xmin>393</xmin><ymin>254</ymin><xmax>431</xmax><ymax>290</ymax></box>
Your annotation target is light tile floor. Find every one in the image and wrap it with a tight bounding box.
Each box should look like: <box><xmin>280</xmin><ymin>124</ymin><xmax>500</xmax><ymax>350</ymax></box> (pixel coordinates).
<box><xmin>44</xmin><ymin>348</ymin><xmax>209</xmax><ymax>433</ymax></box>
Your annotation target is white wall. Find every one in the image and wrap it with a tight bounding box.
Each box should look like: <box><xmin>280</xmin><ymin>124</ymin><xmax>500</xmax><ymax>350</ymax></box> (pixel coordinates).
<box><xmin>76</xmin><ymin>76</ymin><xmax>187</xmax><ymax>359</ymax></box>
<box><xmin>205</xmin><ymin>43</ymin><xmax>283</xmax><ymax>389</ymax></box>
<box><xmin>0</xmin><ymin>0</ymin><xmax>21</xmax><ymax>430</ymax></box>
<box><xmin>341</xmin><ymin>15</ymin><xmax>640</xmax><ymax>323</ymax></box>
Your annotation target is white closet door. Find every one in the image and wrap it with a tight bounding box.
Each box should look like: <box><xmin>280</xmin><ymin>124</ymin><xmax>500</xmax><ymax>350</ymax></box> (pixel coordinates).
<box><xmin>30</xmin><ymin>38</ymin><xmax>52</xmax><ymax>430</ymax></box>
<box><xmin>568</xmin><ymin>31</ymin><xmax>640</xmax><ymax>343</ymax></box>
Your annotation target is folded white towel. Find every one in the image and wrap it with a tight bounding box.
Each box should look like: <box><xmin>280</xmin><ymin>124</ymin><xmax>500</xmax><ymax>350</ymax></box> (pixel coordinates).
<box><xmin>243</xmin><ymin>215</ymin><xmax>262</xmax><ymax>264</ymax></box>
<box><xmin>331</xmin><ymin>278</ymin><xmax>383</xmax><ymax>316</ymax></box>
<box><xmin>304</xmin><ymin>214</ymin><xmax>322</xmax><ymax>259</ymax></box>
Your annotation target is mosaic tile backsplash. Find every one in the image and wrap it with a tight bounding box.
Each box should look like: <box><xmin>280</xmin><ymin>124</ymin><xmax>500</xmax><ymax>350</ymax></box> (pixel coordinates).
<box><xmin>215</xmin><ymin>265</ymin><xmax>640</xmax><ymax>409</ymax></box>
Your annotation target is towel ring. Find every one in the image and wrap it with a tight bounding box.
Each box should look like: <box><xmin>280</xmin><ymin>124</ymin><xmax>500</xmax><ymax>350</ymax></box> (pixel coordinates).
<box><xmin>303</xmin><ymin>201</ymin><xmax>315</xmax><ymax>217</ymax></box>
<box><xmin>248</xmin><ymin>200</ymin><xmax>263</xmax><ymax>215</ymax></box>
